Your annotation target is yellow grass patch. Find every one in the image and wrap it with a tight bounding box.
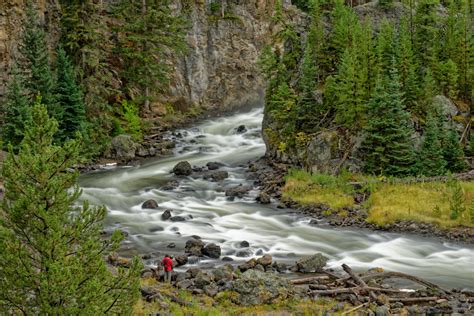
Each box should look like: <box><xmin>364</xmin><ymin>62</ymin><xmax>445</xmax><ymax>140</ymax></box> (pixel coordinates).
<box><xmin>367</xmin><ymin>181</ymin><xmax>474</xmax><ymax>228</ymax></box>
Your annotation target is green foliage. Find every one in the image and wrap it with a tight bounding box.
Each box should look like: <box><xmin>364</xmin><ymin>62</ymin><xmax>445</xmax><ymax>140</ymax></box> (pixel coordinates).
<box><xmin>442</xmin><ymin>125</ymin><xmax>468</xmax><ymax>173</ymax></box>
<box><xmin>20</xmin><ymin>0</ymin><xmax>55</xmax><ymax>111</ymax></box>
<box><xmin>417</xmin><ymin>113</ymin><xmax>446</xmax><ymax>176</ymax></box>
<box><xmin>362</xmin><ymin>63</ymin><xmax>416</xmax><ymax>176</ymax></box>
<box><xmin>121</xmin><ymin>100</ymin><xmax>143</xmax><ymax>141</ymax></box>
<box><xmin>112</xmin><ymin>0</ymin><xmax>188</xmax><ymax>110</ymax></box>
<box><xmin>447</xmin><ymin>178</ymin><xmax>466</xmax><ymax>220</ymax></box>
<box><xmin>0</xmin><ymin>69</ymin><xmax>31</xmax><ymax>151</ymax></box>
<box><xmin>0</xmin><ymin>100</ymin><xmax>141</xmax><ymax>314</ymax></box>
<box><xmin>437</xmin><ymin>59</ymin><xmax>459</xmax><ymax>99</ymax></box>
<box><xmin>379</xmin><ymin>0</ymin><xmax>394</xmax><ymax>9</ymax></box>
<box><xmin>53</xmin><ymin>47</ymin><xmax>86</xmax><ymax>142</ymax></box>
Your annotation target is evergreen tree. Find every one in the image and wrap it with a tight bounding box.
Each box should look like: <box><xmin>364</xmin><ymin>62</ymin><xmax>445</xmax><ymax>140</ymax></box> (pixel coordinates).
<box><xmin>0</xmin><ymin>99</ymin><xmax>141</xmax><ymax>314</ymax></box>
<box><xmin>419</xmin><ymin>68</ymin><xmax>438</xmax><ymax>115</ymax></box>
<box><xmin>443</xmin><ymin>125</ymin><xmax>468</xmax><ymax>172</ymax></box>
<box><xmin>332</xmin><ymin>48</ymin><xmax>367</xmax><ymax>128</ymax></box>
<box><xmin>361</xmin><ymin>62</ymin><xmax>416</xmax><ymax>176</ymax></box>
<box><xmin>113</xmin><ymin>0</ymin><xmax>187</xmax><ymax>112</ymax></box>
<box><xmin>413</xmin><ymin>0</ymin><xmax>440</xmax><ymax>70</ymax></box>
<box><xmin>20</xmin><ymin>0</ymin><xmax>55</xmax><ymax>112</ymax></box>
<box><xmin>53</xmin><ymin>47</ymin><xmax>86</xmax><ymax>142</ymax></box>
<box><xmin>396</xmin><ymin>17</ymin><xmax>420</xmax><ymax>111</ymax></box>
<box><xmin>0</xmin><ymin>69</ymin><xmax>31</xmax><ymax>151</ymax></box>
<box><xmin>375</xmin><ymin>19</ymin><xmax>396</xmax><ymax>78</ymax></box>
<box><xmin>326</xmin><ymin>0</ymin><xmax>358</xmax><ymax>73</ymax></box>
<box><xmin>437</xmin><ymin>59</ymin><xmax>459</xmax><ymax>99</ymax></box>
<box><xmin>417</xmin><ymin>113</ymin><xmax>446</xmax><ymax>176</ymax></box>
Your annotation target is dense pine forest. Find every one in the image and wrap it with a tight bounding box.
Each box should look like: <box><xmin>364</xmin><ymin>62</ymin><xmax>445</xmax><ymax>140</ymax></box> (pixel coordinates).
<box><xmin>262</xmin><ymin>0</ymin><xmax>472</xmax><ymax>177</ymax></box>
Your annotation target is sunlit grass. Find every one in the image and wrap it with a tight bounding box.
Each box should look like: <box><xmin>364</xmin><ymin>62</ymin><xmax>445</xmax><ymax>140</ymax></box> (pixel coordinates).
<box><xmin>368</xmin><ymin>181</ymin><xmax>474</xmax><ymax>228</ymax></box>
<box><xmin>282</xmin><ymin>169</ymin><xmax>474</xmax><ymax>229</ymax></box>
<box><xmin>282</xmin><ymin>169</ymin><xmax>355</xmax><ymax>210</ymax></box>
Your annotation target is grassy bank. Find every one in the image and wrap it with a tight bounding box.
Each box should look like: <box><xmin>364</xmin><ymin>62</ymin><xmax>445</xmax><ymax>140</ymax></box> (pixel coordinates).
<box><xmin>283</xmin><ymin>169</ymin><xmax>474</xmax><ymax>228</ymax></box>
<box><xmin>134</xmin><ymin>278</ymin><xmax>341</xmax><ymax>316</ymax></box>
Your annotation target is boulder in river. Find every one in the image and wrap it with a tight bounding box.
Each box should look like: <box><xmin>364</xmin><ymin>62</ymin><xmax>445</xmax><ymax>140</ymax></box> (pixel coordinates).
<box><xmin>175</xmin><ymin>255</ymin><xmax>188</xmax><ymax>266</ymax></box>
<box><xmin>170</xmin><ymin>216</ymin><xmax>186</xmax><ymax>222</ymax></box>
<box><xmin>206</xmin><ymin>161</ymin><xmax>223</xmax><ymax>170</ymax></box>
<box><xmin>234</xmin><ymin>125</ymin><xmax>247</xmax><ymax>134</ymax></box>
<box><xmin>236</xmin><ymin>249</ymin><xmax>253</xmax><ymax>257</ymax></box>
<box><xmin>205</xmin><ymin>171</ymin><xmax>229</xmax><ymax>182</ymax></box>
<box><xmin>185</xmin><ymin>239</ymin><xmax>205</xmax><ymax>256</ymax></box>
<box><xmin>225</xmin><ymin>184</ymin><xmax>251</xmax><ymax>198</ymax></box>
<box><xmin>172</xmin><ymin>161</ymin><xmax>192</xmax><ymax>176</ymax></box>
<box><xmin>142</xmin><ymin>199</ymin><xmax>159</xmax><ymax>209</ymax></box>
<box><xmin>161</xmin><ymin>209</ymin><xmax>172</xmax><ymax>220</ymax></box>
<box><xmin>202</xmin><ymin>243</ymin><xmax>221</xmax><ymax>259</ymax></box>
<box><xmin>232</xmin><ymin>270</ymin><xmax>295</xmax><ymax>305</ymax></box>
<box><xmin>295</xmin><ymin>253</ymin><xmax>329</xmax><ymax>273</ymax></box>
<box><xmin>239</xmin><ymin>241</ymin><xmax>250</xmax><ymax>248</ymax></box>
<box><xmin>257</xmin><ymin>254</ymin><xmax>272</xmax><ymax>267</ymax></box>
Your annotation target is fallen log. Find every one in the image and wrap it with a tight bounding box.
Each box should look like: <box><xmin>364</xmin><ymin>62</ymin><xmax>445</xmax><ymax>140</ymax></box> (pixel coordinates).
<box><xmin>360</xmin><ymin>272</ymin><xmax>445</xmax><ymax>292</ymax></box>
<box><xmin>342</xmin><ymin>264</ymin><xmax>378</xmax><ymax>301</ymax></box>
<box><xmin>310</xmin><ymin>286</ymin><xmax>407</xmax><ymax>296</ymax></box>
<box><xmin>388</xmin><ymin>296</ymin><xmax>439</xmax><ymax>303</ymax></box>
<box><xmin>290</xmin><ymin>275</ymin><xmax>329</xmax><ymax>284</ymax></box>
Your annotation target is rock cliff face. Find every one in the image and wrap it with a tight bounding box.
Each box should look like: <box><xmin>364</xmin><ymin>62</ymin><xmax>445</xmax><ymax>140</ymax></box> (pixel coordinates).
<box><xmin>156</xmin><ymin>1</ymin><xmax>283</xmax><ymax>113</ymax></box>
<box><xmin>1</xmin><ymin>0</ymin><xmax>280</xmax><ymax>113</ymax></box>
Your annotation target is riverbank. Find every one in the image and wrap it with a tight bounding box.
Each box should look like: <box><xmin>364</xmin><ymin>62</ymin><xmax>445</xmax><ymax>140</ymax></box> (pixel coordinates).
<box><xmin>251</xmin><ymin>158</ymin><xmax>474</xmax><ymax>244</ymax></box>
<box><xmin>128</xmin><ymin>252</ymin><xmax>474</xmax><ymax>315</ymax></box>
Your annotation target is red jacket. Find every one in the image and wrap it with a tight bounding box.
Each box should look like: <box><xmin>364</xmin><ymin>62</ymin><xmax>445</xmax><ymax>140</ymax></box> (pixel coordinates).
<box><xmin>162</xmin><ymin>257</ymin><xmax>173</xmax><ymax>272</ymax></box>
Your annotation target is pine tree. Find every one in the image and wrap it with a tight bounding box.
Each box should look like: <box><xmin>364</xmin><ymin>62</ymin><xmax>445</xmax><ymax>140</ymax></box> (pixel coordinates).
<box><xmin>437</xmin><ymin>59</ymin><xmax>459</xmax><ymax>99</ymax></box>
<box><xmin>396</xmin><ymin>17</ymin><xmax>419</xmax><ymax>111</ymax></box>
<box><xmin>417</xmin><ymin>114</ymin><xmax>446</xmax><ymax>176</ymax></box>
<box><xmin>0</xmin><ymin>69</ymin><xmax>31</xmax><ymax>151</ymax></box>
<box><xmin>419</xmin><ymin>68</ymin><xmax>438</xmax><ymax>115</ymax></box>
<box><xmin>332</xmin><ymin>48</ymin><xmax>367</xmax><ymax>128</ymax></box>
<box><xmin>361</xmin><ymin>62</ymin><xmax>416</xmax><ymax>176</ymax></box>
<box><xmin>375</xmin><ymin>19</ymin><xmax>396</xmax><ymax>78</ymax></box>
<box><xmin>443</xmin><ymin>125</ymin><xmax>468</xmax><ymax>172</ymax></box>
<box><xmin>413</xmin><ymin>0</ymin><xmax>440</xmax><ymax>70</ymax></box>
<box><xmin>53</xmin><ymin>47</ymin><xmax>86</xmax><ymax>142</ymax></box>
<box><xmin>20</xmin><ymin>0</ymin><xmax>55</xmax><ymax>113</ymax></box>
<box><xmin>113</xmin><ymin>0</ymin><xmax>187</xmax><ymax>111</ymax></box>
<box><xmin>0</xmin><ymin>99</ymin><xmax>141</xmax><ymax>314</ymax></box>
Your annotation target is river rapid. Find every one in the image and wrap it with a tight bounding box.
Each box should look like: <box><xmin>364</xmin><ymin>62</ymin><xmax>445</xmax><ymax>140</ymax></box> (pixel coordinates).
<box><xmin>79</xmin><ymin>107</ymin><xmax>474</xmax><ymax>290</ymax></box>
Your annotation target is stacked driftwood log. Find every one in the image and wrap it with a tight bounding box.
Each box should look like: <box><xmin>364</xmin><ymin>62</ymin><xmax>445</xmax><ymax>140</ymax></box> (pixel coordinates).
<box><xmin>290</xmin><ymin>263</ymin><xmax>473</xmax><ymax>314</ymax></box>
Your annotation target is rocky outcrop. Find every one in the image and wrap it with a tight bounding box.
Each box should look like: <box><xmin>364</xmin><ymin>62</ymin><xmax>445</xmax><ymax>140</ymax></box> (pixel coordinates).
<box><xmin>155</xmin><ymin>1</ymin><xmax>280</xmax><ymax>115</ymax></box>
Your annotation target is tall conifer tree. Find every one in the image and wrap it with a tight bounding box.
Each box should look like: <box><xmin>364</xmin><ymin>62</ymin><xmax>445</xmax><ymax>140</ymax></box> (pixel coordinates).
<box><xmin>53</xmin><ymin>47</ymin><xmax>86</xmax><ymax>142</ymax></box>
<box><xmin>0</xmin><ymin>69</ymin><xmax>31</xmax><ymax>151</ymax></box>
<box><xmin>361</xmin><ymin>61</ymin><xmax>416</xmax><ymax>176</ymax></box>
<box><xmin>0</xmin><ymin>99</ymin><xmax>141</xmax><ymax>314</ymax></box>
<box><xmin>20</xmin><ymin>0</ymin><xmax>55</xmax><ymax>113</ymax></box>
<box><xmin>417</xmin><ymin>114</ymin><xmax>446</xmax><ymax>176</ymax></box>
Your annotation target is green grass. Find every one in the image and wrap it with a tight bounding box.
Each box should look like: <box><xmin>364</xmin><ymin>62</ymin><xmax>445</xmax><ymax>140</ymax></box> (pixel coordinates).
<box><xmin>282</xmin><ymin>169</ymin><xmax>356</xmax><ymax>210</ymax></box>
<box><xmin>283</xmin><ymin>169</ymin><xmax>474</xmax><ymax>229</ymax></box>
<box><xmin>134</xmin><ymin>278</ymin><xmax>342</xmax><ymax>315</ymax></box>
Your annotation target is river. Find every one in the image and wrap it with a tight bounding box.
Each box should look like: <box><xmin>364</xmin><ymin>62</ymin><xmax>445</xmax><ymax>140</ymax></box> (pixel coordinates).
<box><xmin>78</xmin><ymin>107</ymin><xmax>474</xmax><ymax>290</ymax></box>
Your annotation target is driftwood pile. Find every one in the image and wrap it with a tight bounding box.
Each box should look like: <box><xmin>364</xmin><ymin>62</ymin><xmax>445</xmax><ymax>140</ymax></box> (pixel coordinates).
<box><xmin>290</xmin><ymin>263</ymin><xmax>471</xmax><ymax>314</ymax></box>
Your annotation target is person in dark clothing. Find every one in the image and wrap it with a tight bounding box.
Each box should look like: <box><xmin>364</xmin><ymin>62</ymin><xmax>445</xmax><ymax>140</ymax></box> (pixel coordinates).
<box><xmin>162</xmin><ymin>254</ymin><xmax>173</xmax><ymax>283</ymax></box>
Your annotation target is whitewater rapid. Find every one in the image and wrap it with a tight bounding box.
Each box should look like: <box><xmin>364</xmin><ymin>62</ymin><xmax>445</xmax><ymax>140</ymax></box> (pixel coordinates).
<box><xmin>79</xmin><ymin>107</ymin><xmax>474</xmax><ymax>289</ymax></box>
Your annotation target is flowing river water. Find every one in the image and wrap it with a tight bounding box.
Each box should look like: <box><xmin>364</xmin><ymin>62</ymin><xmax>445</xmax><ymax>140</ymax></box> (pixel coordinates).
<box><xmin>79</xmin><ymin>107</ymin><xmax>474</xmax><ymax>290</ymax></box>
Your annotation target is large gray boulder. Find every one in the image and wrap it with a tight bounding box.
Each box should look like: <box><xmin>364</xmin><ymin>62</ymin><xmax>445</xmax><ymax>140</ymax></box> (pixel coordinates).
<box><xmin>172</xmin><ymin>161</ymin><xmax>192</xmax><ymax>176</ymax></box>
<box><xmin>185</xmin><ymin>238</ymin><xmax>205</xmax><ymax>256</ymax></box>
<box><xmin>225</xmin><ymin>185</ymin><xmax>251</xmax><ymax>198</ymax></box>
<box><xmin>202</xmin><ymin>243</ymin><xmax>221</xmax><ymax>259</ymax></box>
<box><xmin>108</xmin><ymin>135</ymin><xmax>137</xmax><ymax>161</ymax></box>
<box><xmin>232</xmin><ymin>270</ymin><xmax>295</xmax><ymax>305</ymax></box>
<box><xmin>295</xmin><ymin>253</ymin><xmax>329</xmax><ymax>273</ymax></box>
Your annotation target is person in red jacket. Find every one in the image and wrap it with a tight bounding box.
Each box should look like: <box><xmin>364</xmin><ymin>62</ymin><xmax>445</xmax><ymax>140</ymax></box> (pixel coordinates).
<box><xmin>162</xmin><ymin>254</ymin><xmax>173</xmax><ymax>283</ymax></box>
